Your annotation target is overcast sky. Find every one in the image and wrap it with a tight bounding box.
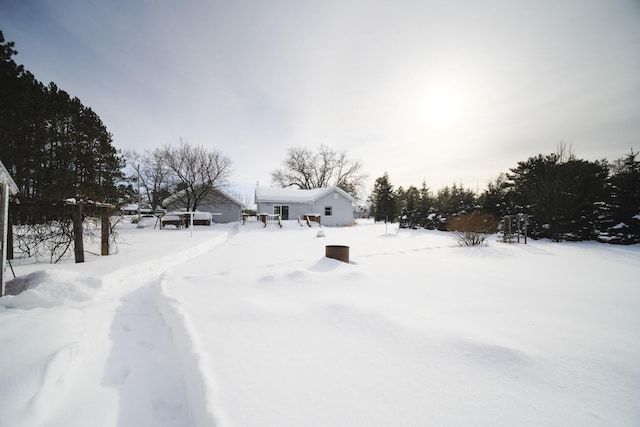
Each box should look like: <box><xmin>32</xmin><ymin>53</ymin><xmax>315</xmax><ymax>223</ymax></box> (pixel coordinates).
<box><xmin>2</xmin><ymin>0</ymin><xmax>639</xmax><ymax>198</ymax></box>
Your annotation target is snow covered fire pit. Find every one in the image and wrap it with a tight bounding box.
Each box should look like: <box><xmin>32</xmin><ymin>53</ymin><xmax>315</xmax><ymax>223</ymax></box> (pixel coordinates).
<box><xmin>325</xmin><ymin>245</ymin><xmax>349</xmax><ymax>263</ymax></box>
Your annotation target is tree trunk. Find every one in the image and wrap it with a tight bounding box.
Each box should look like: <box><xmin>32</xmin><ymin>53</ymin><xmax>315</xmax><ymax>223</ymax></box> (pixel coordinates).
<box><xmin>101</xmin><ymin>214</ymin><xmax>110</xmax><ymax>256</ymax></box>
<box><xmin>72</xmin><ymin>204</ymin><xmax>84</xmax><ymax>263</ymax></box>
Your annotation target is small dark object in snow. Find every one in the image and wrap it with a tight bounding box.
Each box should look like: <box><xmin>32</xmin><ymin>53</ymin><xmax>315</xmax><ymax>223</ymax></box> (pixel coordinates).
<box><xmin>326</xmin><ymin>245</ymin><xmax>349</xmax><ymax>263</ymax></box>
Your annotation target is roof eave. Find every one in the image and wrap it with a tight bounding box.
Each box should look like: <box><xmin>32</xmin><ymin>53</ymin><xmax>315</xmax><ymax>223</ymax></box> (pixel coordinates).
<box><xmin>0</xmin><ymin>161</ymin><xmax>18</xmax><ymax>195</ymax></box>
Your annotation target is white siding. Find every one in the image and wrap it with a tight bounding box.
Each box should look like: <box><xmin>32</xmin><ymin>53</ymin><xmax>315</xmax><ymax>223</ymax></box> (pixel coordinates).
<box><xmin>313</xmin><ymin>191</ymin><xmax>354</xmax><ymax>226</ymax></box>
<box><xmin>163</xmin><ymin>189</ymin><xmax>244</xmax><ymax>223</ymax></box>
<box><xmin>255</xmin><ymin>188</ymin><xmax>354</xmax><ymax>226</ymax></box>
<box><xmin>197</xmin><ymin>200</ymin><xmax>242</xmax><ymax>223</ymax></box>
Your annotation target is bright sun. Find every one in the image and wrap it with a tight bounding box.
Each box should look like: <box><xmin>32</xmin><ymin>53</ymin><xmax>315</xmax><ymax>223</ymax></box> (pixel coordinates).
<box><xmin>423</xmin><ymin>88</ymin><xmax>462</xmax><ymax>127</ymax></box>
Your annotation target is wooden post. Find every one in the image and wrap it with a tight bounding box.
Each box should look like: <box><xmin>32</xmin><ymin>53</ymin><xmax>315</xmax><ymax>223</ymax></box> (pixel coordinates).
<box><xmin>7</xmin><ymin>208</ymin><xmax>13</xmax><ymax>260</ymax></box>
<box><xmin>72</xmin><ymin>203</ymin><xmax>85</xmax><ymax>263</ymax></box>
<box><xmin>101</xmin><ymin>214</ymin><xmax>110</xmax><ymax>255</ymax></box>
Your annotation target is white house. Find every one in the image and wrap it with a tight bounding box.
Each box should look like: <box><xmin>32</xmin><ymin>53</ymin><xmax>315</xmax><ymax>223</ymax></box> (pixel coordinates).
<box><xmin>162</xmin><ymin>188</ymin><xmax>245</xmax><ymax>223</ymax></box>
<box><xmin>255</xmin><ymin>186</ymin><xmax>355</xmax><ymax>227</ymax></box>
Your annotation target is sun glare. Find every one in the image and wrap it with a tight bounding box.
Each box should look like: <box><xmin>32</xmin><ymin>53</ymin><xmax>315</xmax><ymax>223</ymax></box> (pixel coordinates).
<box><xmin>423</xmin><ymin>88</ymin><xmax>462</xmax><ymax>127</ymax></box>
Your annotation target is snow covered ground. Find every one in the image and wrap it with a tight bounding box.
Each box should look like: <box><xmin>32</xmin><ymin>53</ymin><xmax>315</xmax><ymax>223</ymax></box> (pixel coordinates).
<box><xmin>1</xmin><ymin>218</ymin><xmax>639</xmax><ymax>427</ymax></box>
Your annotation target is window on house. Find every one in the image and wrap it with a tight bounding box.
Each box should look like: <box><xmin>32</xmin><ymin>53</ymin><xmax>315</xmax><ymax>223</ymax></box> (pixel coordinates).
<box><xmin>325</xmin><ymin>206</ymin><xmax>332</xmax><ymax>216</ymax></box>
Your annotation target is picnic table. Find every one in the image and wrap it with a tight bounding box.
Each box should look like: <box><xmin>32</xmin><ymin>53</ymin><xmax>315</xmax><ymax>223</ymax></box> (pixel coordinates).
<box><xmin>160</xmin><ymin>212</ymin><xmax>221</xmax><ymax>229</ymax></box>
<box><xmin>160</xmin><ymin>214</ymin><xmax>187</xmax><ymax>229</ymax></box>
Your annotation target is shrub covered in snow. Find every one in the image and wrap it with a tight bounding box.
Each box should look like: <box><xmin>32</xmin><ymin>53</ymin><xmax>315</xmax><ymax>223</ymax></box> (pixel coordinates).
<box><xmin>447</xmin><ymin>212</ymin><xmax>499</xmax><ymax>246</ymax></box>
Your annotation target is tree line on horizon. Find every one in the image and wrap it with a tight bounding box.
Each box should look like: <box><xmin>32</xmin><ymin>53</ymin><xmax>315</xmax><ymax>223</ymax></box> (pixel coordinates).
<box><xmin>2</xmin><ymin>30</ymin><xmax>638</xmax><ymax>250</ymax></box>
<box><xmin>369</xmin><ymin>145</ymin><xmax>640</xmax><ymax>244</ymax></box>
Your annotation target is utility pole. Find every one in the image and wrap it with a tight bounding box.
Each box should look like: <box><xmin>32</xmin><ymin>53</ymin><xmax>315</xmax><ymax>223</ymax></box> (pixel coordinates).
<box><xmin>136</xmin><ymin>163</ymin><xmax>141</xmax><ymax>223</ymax></box>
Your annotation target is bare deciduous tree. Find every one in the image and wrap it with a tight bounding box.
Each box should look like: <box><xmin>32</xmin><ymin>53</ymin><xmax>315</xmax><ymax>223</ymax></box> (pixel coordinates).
<box><xmin>123</xmin><ymin>148</ymin><xmax>172</xmax><ymax>210</ymax></box>
<box><xmin>271</xmin><ymin>145</ymin><xmax>366</xmax><ymax>198</ymax></box>
<box><xmin>159</xmin><ymin>142</ymin><xmax>232</xmax><ymax>211</ymax></box>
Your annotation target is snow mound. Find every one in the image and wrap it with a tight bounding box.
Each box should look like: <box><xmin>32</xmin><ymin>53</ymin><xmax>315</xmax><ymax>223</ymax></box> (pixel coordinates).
<box><xmin>0</xmin><ymin>270</ymin><xmax>101</xmax><ymax>309</ymax></box>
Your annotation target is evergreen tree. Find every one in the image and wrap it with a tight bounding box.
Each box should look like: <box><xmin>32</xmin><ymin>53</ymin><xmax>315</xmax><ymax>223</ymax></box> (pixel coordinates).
<box><xmin>0</xmin><ymin>32</ymin><xmax>124</xmax><ymax>208</ymax></box>
<box><xmin>369</xmin><ymin>172</ymin><xmax>396</xmax><ymax>222</ymax></box>
<box><xmin>398</xmin><ymin>185</ymin><xmax>421</xmax><ymax>228</ymax></box>
<box><xmin>559</xmin><ymin>158</ymin><xmax>608</xmax><ymax>240</ymax></box>
<box><xmin>605</xmin><ymin>150</ymin><xmax>640</xmax><ymax>244</ymax></box>
<box><xmin>418</xmin><ymin>181</ymin><xmax>436</xmax><ymax>229</ymax></box>
<box><xmin>478</xmin><ymin>173</ymin><xmax>513</xmax><ymax>218</ymax></box>
<box><xmin>507</xmin><ymin>152</ymin><xmax>608</xmax><ymax>241</ymax></box>
<box><xmin>433</xmin><ymin>183</ymin><xmax>476</xmax><ymax>229</ymax></box>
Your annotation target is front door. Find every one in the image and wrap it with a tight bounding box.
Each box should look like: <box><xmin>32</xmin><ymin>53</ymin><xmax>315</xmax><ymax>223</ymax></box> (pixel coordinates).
<box><xmin>274</xmin><ymin>205</ymin><xmax>289</xmax><ymax>220</ymax></box>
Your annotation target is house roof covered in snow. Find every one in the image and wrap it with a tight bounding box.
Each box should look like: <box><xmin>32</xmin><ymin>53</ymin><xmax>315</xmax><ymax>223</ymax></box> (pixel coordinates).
<box><xmin>255</xmin><ymin>186</ymin><xmax>355</xmax><ymax>203</ymax></box>
<box><xmin>162</xmin><ymin>187</ymin><xmax>245</xmax><ymax>209</ymax></box>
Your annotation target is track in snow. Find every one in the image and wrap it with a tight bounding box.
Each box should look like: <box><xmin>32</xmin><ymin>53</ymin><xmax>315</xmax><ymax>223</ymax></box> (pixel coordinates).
<box><xmin>104</xmin><ymin>280</ymin><xmax>192</xmax><ymax>426</ymax></box>
<box><xmin>100</xmin><ymin>227</ymin><xmax>238</xmax><ymax>426</ymax></box>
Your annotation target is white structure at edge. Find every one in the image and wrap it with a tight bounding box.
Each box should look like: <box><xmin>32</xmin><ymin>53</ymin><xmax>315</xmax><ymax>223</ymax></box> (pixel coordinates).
<box><xmin>0</xmin><ymin>161</ymin><xmax>18</xmax><ymax>296</ymax></box>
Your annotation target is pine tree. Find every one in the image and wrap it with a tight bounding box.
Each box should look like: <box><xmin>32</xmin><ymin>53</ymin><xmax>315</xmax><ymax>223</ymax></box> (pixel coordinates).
<box><xmin>432</xmin><ymin>183</ymin><xmax>476</xmax><ymax>230</ymax></box>
<box><xmin>0</xmin><ymin>32</ymin><xmax>124</xmax><ymax>207</ymax></box>
<box><xmin>398</xmin><ymin>185</ymin><xmax>420</xmax><ymax>228</ymax></box>
<box><xmin>507</xmin><ymin>152</ymin><xmax>608</xmax><ymax>241</ymax></box>
<box><xmin>418</xmin><ymin>181</ymin><xmax>436</xmax><ymax>229</ymax></box>
<box><xmin>369</xmin><ymin>173</ymin><xmax>396</xmax><ymax>222</ymax></box>
<box><xmin>605</xmin><ymin>150</ymin><xmax>640</xmax><ymax>243</ymax></box>
<box><xmin>479</xmin><ymin>173</ymin><xmax>513</xmax><ymax>218</ymax></box>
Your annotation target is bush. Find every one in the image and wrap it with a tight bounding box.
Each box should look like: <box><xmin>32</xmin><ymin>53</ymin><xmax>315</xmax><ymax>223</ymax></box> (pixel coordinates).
<box><xmin>447</xmin><ymin>213</ymin><xmax>499</xmax><ymax>246</ymax></box>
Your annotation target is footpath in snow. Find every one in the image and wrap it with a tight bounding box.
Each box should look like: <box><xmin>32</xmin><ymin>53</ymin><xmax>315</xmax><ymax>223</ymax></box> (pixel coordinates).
<box><xmin>0</xmin><ymin>221</ymin><xmax>236</xmax><ymax>427</ymax></box>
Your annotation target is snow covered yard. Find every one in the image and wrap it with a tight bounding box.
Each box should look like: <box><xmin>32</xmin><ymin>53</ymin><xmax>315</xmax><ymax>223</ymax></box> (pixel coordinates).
<box><xmin>1</xmin><ymin>219</ymin><xmax>639</xmax><ymax>426</ymax></box>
